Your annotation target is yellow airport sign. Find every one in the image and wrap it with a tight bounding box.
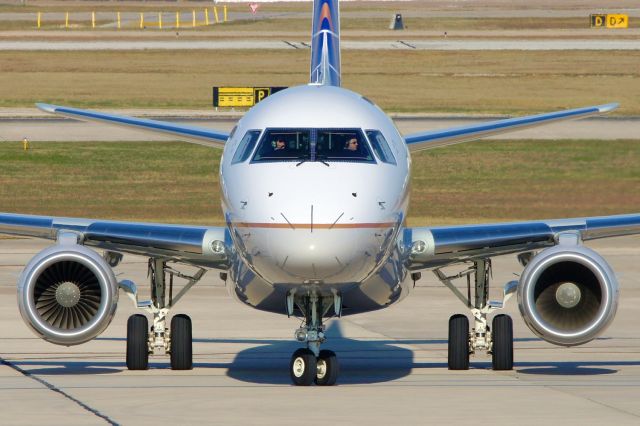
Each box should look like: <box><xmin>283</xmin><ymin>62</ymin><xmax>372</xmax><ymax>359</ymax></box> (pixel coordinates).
<box><xmin>590</xmin><ymin>14</ymin><xmax>629</xmax><ymax>28</ymax></box>
<box><xmin>213</xmin><ymin>87</ymin><xmax>287</xmax><ymax>108</ymax></box>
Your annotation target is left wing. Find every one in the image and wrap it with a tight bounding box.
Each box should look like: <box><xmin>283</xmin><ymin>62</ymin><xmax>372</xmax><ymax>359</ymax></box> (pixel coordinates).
<box><xmin>0</xmin><ymin>212</ymin><xmax>229</xmax><ymax>268</ymax></box>
<box><xmin>36</xmin><ymin>103</ymin><xmax>230</xmax><ymax>148</ymax></box>
<box><xmin>405</xmin><ymin>213</ymin><xmax>640</xmax><ymax>270</ymax></box>
<box><xmin>404</xmin><ymin>103</ymin><xmax>618</xmax><ymax>152</ymax></box>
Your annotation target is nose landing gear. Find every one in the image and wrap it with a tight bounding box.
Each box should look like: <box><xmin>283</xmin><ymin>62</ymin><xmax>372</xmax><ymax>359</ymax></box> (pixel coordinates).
<box><xmin>288</xmin><ymin>291</ymin><xmax>340</xmax><ymax>386</ymax></box>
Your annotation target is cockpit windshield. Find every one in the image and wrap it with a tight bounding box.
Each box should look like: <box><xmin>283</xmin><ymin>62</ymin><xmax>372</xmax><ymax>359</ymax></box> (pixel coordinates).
<box><xmin>252</xmin><ymin>129</ymin><xmax>311</xmax><ymax>162</ymax></box>
<box><xmin>251</xmin><ymin>128</ymin><xmax>374</xmax><ymax>163</ymax></box>
<box><xmin>316</xmin><ymin>130</ymin><xmax>373</xmax><ymax>162</ymax></box>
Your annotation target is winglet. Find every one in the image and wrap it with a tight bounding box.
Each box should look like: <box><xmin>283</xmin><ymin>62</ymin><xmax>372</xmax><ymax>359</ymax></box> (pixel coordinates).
<box><xmin>597</xmin><ymin>103</ymin><xmax>619</xmax><ymax>113</ymax></box>
<box><xmin>36</xmin><ymin>103</ymin><xmax>57</xmax><ymax>114</ymax></box>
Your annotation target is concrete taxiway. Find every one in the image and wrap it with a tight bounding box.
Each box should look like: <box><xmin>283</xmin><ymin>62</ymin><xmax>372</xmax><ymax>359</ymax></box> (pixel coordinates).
<box><xmin>0</xmin><ymin>236</ymin><xmax>639</xmax><ymax>425</ymax></box>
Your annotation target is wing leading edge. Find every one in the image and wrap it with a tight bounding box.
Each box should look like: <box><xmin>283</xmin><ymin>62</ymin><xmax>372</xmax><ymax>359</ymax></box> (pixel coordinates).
<box><xmin>405</xmin><ymin>213</ymin><xmax>640</xmax><ymax>269</ymax></box>
<box><xmin>36</xmin><ymin>103</ymin><xmax>230</xmax><ymax>148</ymax></box>
<box><xmin>404</xmin><ymin>103</ymin><xmax>618</xmax><ymax>152</ymax></box>
<box><xmin>0</xmin><ymin>212</ymin><xmax>229</xmax><ymax>268</ymax></box>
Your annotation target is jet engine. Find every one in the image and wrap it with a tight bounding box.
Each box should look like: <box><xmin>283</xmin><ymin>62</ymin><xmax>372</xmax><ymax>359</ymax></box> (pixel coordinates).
<box><xmin>17</xmin><ymin>244</ymin><xmax>119</xmax><ymax>345</ymax></box>
<box><xmin>517</xmin><ymin>245</ymin><xmax>618</xmax><ymax>346</ymax></box>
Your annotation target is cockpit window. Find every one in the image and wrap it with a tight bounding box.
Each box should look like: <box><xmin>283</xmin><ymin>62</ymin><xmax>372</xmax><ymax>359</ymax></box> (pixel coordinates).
<box><xmin>231</xmin><ymin>130</ymin><xmax>262</xmax><ymax>164</ymax></box>
<box><xmin>316</xmin><ymin>130</ymin><xmax>374</xmax><ymax>162</ymax></box>
<box><xmin>252</xmin><ymin>129</ymin><xmax>311</xmax><ymax>162</ymax></box>
<box><xmin>252</xmin><ymin>128</ymin><xmax>374</xmax><ymax>163</ymax></box>
<box><xmin>366</xmin><ymin>130</ymin><xmax>397</xmax><ymax>165</ymax></box>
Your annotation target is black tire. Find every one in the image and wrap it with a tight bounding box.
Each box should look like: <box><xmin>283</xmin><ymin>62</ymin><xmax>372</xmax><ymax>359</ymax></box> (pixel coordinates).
<box><xmin>448</xmin><ymin>314</ymin><xmax>469</xmax><ymax>370</ymax></box>
<box><xmin>170</xmin><ymin>314</ymin><xmax>193</xmax><ymax>370</ymax></box>
<box><xmin>126</xmin><ymin>314</ymin><xmax>149</xmax><ymax>370</ymax></box>
<box><xmin>315</xmin><ymin>349</ymin><xmax>339</xmax><ymax>386</ymax></box>
<box><xmin>492</xmin><ymin>314</ymin><xmax>514</xmax><ymax>371</ymax></box>
<box><xmin>290</xmin><ymin>348</ymin><xmax>317</xmax><ymax>386</ymax></box>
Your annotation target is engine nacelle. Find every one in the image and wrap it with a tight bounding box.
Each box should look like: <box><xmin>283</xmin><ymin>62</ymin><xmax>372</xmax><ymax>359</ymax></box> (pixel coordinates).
<box><xmin>517</xmin><ymin>245</ymin><xmax>618</xmax><ymax>346</ymax></box>
<box><xmin>17</xmin><ymin>244</ymin><xmax>119</xmax><ymax>346</ymax></box>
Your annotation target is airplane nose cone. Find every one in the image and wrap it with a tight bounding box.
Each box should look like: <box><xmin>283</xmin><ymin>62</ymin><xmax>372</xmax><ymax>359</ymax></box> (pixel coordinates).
<box><xmin>237</xmin><ymin>226</ymin><xmax>393</xmax><ymax>284</ymax></box>
<box><xmin>226</xmin><ymin>163</ymin><xmax>405</xmax><ymax>284</ymax></box>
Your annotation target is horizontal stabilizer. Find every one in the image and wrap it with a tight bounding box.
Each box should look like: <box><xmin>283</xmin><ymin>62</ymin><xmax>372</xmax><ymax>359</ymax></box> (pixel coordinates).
<box><xmin>36</xmin><ymin>103</ymin><xmax>229</xmax><ymax>148</ymax></box>
<box><xmin>404</xmin><ymin>103</ymin><xmax>618</xmax><ymax>152</ymax></box>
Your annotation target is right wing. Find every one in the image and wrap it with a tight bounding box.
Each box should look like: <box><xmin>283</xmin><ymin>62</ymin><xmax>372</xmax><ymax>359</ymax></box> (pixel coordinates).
<box><xmin>404</xmin><ymin>103</ymin><xmax>618</xmax><ymax>152</ymax></box>
<box><xmin>37</xmin><ymin>103</ymin><xmax>230</xmax><ymax>148</ymax></box>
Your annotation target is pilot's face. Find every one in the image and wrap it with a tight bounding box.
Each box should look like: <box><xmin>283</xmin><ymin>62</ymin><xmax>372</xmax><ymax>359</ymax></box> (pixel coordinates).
<box><xmin>347</xmin><ymin>138</ymin><xmax>358</xmax><ymax>151</ymax></box>
<box><xmin>276</xmin><ymin>139</ymin><xmax>286</xmax><ymax>150</ymax></box>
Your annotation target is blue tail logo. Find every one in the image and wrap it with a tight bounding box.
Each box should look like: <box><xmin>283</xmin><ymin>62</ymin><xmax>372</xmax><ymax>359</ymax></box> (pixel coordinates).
<box><xmin>310</xmin><ymin>0</ymin><xmax>341</xmax><ymax>87</ymax></box>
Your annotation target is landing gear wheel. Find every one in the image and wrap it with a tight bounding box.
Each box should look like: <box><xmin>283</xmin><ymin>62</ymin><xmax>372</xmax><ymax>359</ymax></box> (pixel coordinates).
<box><xmin>126</xmin><ymin>314</ymin><xmax>149</xmax><ymax>370</ymax></box>
<box><xmin>448</xmin><ymin>314</ymin><xmax>470</xmax><ymax>370</ymax></box>
<box><xmin>315</xmin><ymin>350</ymin><xmax>339</xmax><ymax>386</ymax></box>
<box><xmin>491</xmin><ymin>314</ymin><xmax>513</xmax><ymax>371</ymax></box>
<box><xmin>170</xmin><ymin>314</ymin><xmax>193</xmax><ymax>370</ymax></box>
<box><xmin>290</xmin><ymin>348</ymin><xmax>317</xmax><ymax>386</ymax></box>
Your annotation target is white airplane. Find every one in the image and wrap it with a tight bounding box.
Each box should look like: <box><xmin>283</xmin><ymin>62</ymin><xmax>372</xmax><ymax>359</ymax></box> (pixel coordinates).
<box><xmin>1</xmin><ymin>0</ymin><xmax>637</xmax><ymax>386</ymax></box>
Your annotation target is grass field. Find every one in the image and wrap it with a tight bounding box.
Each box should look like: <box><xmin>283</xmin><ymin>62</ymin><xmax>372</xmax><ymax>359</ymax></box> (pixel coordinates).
<box><xmin>8</xmin><ymin>16</ymin><xmax>632</xmax><ymax>32</ymax></box>
<box><xmin>1</xmin><ymin>140</ymin><xmax>638</xmax><ymax>226</ymax></box>
<box><xmin>1</xmin><ymin>50</ymin><xmax>638</xmax><ymax>115</ymax></box>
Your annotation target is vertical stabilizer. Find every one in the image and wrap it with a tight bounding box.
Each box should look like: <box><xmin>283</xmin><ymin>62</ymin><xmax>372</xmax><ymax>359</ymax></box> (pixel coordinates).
<box><xmin>310</xmin><ymin>0</ymin><xmax>341</xmax><ymax>87</ymax></box>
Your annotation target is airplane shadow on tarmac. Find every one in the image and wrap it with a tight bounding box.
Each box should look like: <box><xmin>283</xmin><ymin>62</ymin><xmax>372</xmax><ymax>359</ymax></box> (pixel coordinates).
<box><xmin>190</xmin><ymin>322</ymin><xmax>632</xmax><ymax>384</ymax></box>
<box><xmin>5</xmin><ymin>323</ymin><xmax>637</xmax><ymax>380</ymax></box>
<box><xmin>218</xmin><ymin>321</ymin><xmax>418</xmax><ymax>385</ymax></box>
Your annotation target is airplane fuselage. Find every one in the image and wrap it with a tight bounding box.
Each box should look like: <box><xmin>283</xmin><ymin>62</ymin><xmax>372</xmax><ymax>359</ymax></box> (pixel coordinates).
<box><xmin>220</xmin><ymin>85</ymin><xmax>414</xmax><ymax>315</ymax></box>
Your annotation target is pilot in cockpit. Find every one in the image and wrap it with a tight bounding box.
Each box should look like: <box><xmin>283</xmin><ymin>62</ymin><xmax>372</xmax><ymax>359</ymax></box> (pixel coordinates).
<box><xmin>344</xmin><ymin>137</ymin><xmax>359</xmax><ymax>153</ymax></box>
<box><xmin>274</xmin><ymin>137</ymin><xmax>286</xmax><ymax>151</ymax></box>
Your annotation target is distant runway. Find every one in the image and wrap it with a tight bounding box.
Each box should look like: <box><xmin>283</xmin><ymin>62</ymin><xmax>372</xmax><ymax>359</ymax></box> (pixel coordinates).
<box><xmin>1</xmin><ymin>39</ymin><xmax>640</xmax><ymax>50</ymax></box>
<box><xmin>0</xmin><ymin>237</ymin><xmax>639</xmax><ymax>424</ymax></box>
<box><xmin>1</xmin><ymin>115</ymin><xmax>639</xmax><ymax>142</ymax></box>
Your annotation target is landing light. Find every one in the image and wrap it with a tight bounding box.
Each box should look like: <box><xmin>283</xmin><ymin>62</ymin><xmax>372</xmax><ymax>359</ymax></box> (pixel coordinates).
<box><xmin>411</xmin><ymin>241</ymin><xmax>426</xmax><ymax>254</ymax></box>
<box><xmin>211</xmin><ymin>240</ymin><xmax>226</xmax><ymax>254</ymax></box>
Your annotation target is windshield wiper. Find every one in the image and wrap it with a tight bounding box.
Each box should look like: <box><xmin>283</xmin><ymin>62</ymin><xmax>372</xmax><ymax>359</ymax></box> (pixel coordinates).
<box><xmin>296</xmin><ymin>156</ymin><xmax>310</xmax><ymax>167</ymax></box>
<box><xmin>315</xmin><ymin>154</ymin><xmax>330</xmax><ymax>167</ymax></box>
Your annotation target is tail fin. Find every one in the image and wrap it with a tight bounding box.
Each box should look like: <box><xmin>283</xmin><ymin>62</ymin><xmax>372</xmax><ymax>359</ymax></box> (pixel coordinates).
<box><xmin>309</xmin><ymin>0</ymin><xmax>341</xmax><ymax>87</ymax></box>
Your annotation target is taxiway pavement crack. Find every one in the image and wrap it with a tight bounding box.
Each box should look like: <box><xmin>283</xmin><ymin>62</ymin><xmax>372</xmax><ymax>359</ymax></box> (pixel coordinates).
<box><xmin>0</xmin><ymin>357</ymin><xmax>119</xmax><ymax>425</ymax></box>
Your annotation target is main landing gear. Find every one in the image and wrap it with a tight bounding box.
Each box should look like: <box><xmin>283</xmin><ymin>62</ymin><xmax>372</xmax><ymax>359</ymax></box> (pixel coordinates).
<box><xmin>434</xmin><ymin>259</ymin><xmax>517</xmax><ymax>371</ymax></box>
<box><xmin>120</xmin><ymin>258</ymin><xmax>205</xmax><ymax>371</ymax></box>
<box><xmin>287</xmin><ymin>291</ymin><xmax>340</xmax><ymax>386</ymax></box>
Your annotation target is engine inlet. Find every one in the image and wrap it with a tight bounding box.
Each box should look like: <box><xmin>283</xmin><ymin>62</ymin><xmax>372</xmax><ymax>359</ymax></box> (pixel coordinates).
<box><xmin>34</xmin><ymin>261</ymin><xmax>102</xmax><ymax>330</ymax></box>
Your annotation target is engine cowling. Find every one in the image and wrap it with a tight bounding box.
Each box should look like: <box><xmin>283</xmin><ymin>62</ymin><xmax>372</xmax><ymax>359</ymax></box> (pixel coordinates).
<box><xmin>17</xmin><ymin>244</ymin><xmax>119</xmax><ymax>346</ymax></box>
<box><xmin>517</xmin><ymin>245</ymin><xmax>618</xmax><ymax>346</ymax></box>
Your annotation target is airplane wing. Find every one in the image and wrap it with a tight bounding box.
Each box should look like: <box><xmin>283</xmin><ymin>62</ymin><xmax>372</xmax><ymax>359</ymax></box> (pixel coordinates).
<box><xmin>403</xmin><ymin>103</ymin><xmax>618</xmax><ymax>152</ymax></box>
<box><xmin>36</xmin><ymin>103</ymin><xmax>230</xmax><ymax>148</ymax></box>
<box><xmin>404</xmin><ymin>213</ymin><xmax>640</xmax><ymax>270</ymax></box>
<box><xmin>0</xmin><ymin>212</ymin><xmax>229</xmax><ymax>268</ymax></box>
